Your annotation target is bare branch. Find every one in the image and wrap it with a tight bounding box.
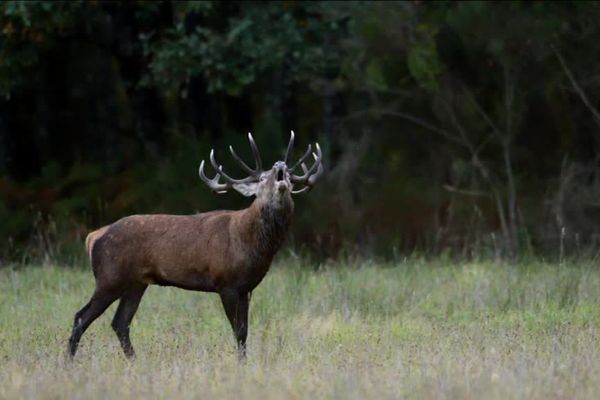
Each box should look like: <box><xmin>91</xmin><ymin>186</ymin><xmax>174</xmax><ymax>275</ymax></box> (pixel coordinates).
<box><xmin>462</xmin><ymin>86</ymin><xmax>503</xmax><ymax>139</ymax></box>
<box><xmin>553</xmin><ymin>45</ymin><xmax>600</xmax><ymax>129</ymax></box>
<box><xmin>380</xmin><ymin>109</ymin><xmax>468</xmax><ymax>148</ymax></box>
<box><xmin>439</xmin><ymin>97</ymin><xmax>481</xmax><ymax>154</ymax></box>
<box><xmin>502</xmin><ymin>66</ymin><xmax>519</xmax><ymax>260</ymax></box>
<box><xmin>442</xmin><ymin>184</ymin><xmax>490</xmax><ymax>197</ymax></box>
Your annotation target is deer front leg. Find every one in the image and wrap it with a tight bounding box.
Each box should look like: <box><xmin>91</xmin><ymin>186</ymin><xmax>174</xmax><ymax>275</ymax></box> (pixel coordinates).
<box><xmin>219</xmin><ymin>290</ymin><xmax>250</xmax><ymax>361</ymax></box>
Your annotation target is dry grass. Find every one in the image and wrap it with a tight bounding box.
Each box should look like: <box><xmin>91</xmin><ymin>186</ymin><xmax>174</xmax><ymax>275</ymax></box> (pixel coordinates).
<box><xmin>1</xmin><ymin>258</ymin><xmax>599</xmax><ymax>399</ymax></box>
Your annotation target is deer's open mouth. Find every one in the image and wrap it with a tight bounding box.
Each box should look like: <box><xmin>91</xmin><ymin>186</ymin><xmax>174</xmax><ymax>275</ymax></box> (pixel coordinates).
<box><xmin>277</xmin><ymin>169</ymin><xmax>284</xmax><ymax>182</ymax></box>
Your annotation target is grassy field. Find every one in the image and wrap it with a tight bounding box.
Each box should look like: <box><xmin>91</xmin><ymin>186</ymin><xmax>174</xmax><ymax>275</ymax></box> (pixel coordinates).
<box><xmin>1</xmin><ymin>257</ymin><xmax>599</xmax><ymax>399</ymax></box>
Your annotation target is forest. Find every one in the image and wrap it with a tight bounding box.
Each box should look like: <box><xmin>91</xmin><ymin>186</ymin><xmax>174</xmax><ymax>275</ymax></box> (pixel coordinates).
<box><xmin>4</xmin><ymin>3</ymin><xmax>600</xmax><ymax>399</ymax></box>
<box><xmin>2</xmin><ymin>1</ymin><xmax>600</xmax><ymax>263</ymax></box>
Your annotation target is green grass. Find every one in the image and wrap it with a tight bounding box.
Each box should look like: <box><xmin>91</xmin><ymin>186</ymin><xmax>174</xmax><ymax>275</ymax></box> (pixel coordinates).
<box><xmin>1</xmin><ymin>258</ymin><xmax>600</xmax><ymax>399</ymax></box>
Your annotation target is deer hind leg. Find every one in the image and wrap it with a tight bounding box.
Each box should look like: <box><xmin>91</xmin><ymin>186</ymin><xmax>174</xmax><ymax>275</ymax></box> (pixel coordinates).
<box><xmin>111</xmin><ymin>284</ymin><xmax>147</xmax><ymax>359</ymax></box>
<box><xmin>220</xmin><ymin>290</ymin><xmax>251</xmax><ymax>361</ymax></box>
<box><xmin>68</xmin><ymin>288</ymin><xmax>120</xmax><ymax>359</ymax></box>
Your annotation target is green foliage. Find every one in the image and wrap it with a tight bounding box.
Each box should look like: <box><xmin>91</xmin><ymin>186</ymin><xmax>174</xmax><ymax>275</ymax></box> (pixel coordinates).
<box><xmin>406</xmin><ymin>23</ymin><xmax>442</xmax><ymax>91</ymax></box>
<box><xmin>365</xmin><ymin>60</ymin><xmax>388</xmax><ymax>91</ymax></box>
<box><xmin>0</xmin><ymin>1</ymin><xmax>82</xmax><ymax>98</ymax></box>
<box><xmin>141</xmin><ymin>2</ymin><xmax>347</xmax><ymax>95</ymax></box>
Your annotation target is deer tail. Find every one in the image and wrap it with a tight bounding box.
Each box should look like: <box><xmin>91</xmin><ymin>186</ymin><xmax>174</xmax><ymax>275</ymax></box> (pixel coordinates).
<box><xmin>85</xmin><ymin>226</ymin><xmax>109</xmax><ymax>262</ymax></box>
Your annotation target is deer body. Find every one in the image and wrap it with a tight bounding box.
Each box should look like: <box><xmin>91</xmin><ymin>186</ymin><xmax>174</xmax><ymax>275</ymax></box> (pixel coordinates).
<box><xmin>92</xmin><ymin>199</ymin><xmax>292</xmax><ymax>293</ymax></box>
<box><xmin>68</xmin><ymin>132</ymin><xmax>319</xmax><ymax>360</ymax></box>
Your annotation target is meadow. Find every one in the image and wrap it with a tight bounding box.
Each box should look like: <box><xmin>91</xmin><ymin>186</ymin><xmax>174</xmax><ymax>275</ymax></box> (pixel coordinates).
<box><xmin>0</xmin><ymin>257</ymin><xmax>599</xmax><ymax>399</ymax></box>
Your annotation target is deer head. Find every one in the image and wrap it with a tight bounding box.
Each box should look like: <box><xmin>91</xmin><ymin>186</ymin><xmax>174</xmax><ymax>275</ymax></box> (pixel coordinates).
<box><xmin>199</xmin><ymin>131</ymin><xmax>324</xmax><ymax>208</ymax></box>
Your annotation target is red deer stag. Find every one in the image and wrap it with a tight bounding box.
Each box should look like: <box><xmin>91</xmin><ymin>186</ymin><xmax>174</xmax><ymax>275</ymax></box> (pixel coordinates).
<box><xmin>68</xmin><ymin>131</ymin><xmax>323</xmax><ymax>360</ymax></box>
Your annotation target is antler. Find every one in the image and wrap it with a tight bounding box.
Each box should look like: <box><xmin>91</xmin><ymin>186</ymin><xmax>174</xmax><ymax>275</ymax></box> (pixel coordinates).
<box><xmin>199</xmin><ymin>133</ymin><xmax>264</xmax><ymax>193</ymax></box>
<box><xmin>247</xmin><ymin>132</ymin><xmax>263</xmax><ymax>171</ymax></box>
<box><xmin>228</xmin><ymin>132</ymin><xmax>263</xmax><ymax>176</ymax></box>
<box><xmin>209</xmin><ymin>150</ymin><xmax>257</xmax><ymax>184</ymax></box>
<box><xmin>198</xmin><ymin>161</ymin><xmax>230</xmax><ymax>193</ymax></box>
<box><xmin>286</xmin><ymin>131</ymin><xmax>324</xmax><ymax>192</ymax></box>
<box><xmin>284</xmin><ymin>130</ymin><xmax>295</xmax><ymax>165</ymax></box>
<box><xmin>200</xmin><ymin>130</ymin><xmax>323</xmax><ymax>194</ymax></box>
<box><xmin>285</xmin><ymin>130</ymin><xmax>312</xmax><ymax>172</ymax></box>
<box><xmin>291</xmin><ymin>158</ymin><xmax>324</xmax><ymax>193</ymax></box>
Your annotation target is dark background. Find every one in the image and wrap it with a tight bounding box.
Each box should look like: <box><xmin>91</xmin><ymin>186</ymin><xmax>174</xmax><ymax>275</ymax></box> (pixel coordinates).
<box><xmin>2</xmin><ymin>1</ymin><xmax>600</xmax><ymax>264</ymax></box>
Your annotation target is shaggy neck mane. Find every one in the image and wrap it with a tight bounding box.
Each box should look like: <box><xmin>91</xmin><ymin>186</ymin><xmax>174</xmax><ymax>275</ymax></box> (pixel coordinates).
<box><xmin>249</xmin><ymin>198</ymin><xmax>293</xmax><ymax>262</ymax></box>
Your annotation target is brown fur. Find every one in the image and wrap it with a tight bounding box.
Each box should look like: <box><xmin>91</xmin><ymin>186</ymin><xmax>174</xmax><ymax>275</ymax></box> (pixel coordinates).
<box><xmin>68</xmin><ymin>168</ymin><xmax>295</xmax><ymax>361</ymax></box>
<box><xmin>91</xmin><ymin>199</ymin><xmax>292</xmax><ymax>293</ymax></box>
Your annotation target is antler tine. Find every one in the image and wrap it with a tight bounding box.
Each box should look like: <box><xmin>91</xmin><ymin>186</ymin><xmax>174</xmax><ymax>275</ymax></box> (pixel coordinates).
<box><xmin>247</xmin><ymin>132</ymin><xmax>263</xmax><ymax>171</ymax></box>
<box><xmin>291</xmin><ymin>163</ymin><xmax>310</xmax><ymax>194</ymax></box>
<box><xmin>307</xmin><ymin>158</ymin><xmax>324</xmax><ymax>186</ymax></box>
<box><xmin>199</xmin><ymin>160</ymin><xmax>230</xmax><ymax>193</ymax></box>
<box><xmin>291</xmin><ymin>161</ymin><xmax>322</xmax><ymax>193</ymax></box>
<box><xmin>284</xmin><ymin>130</ymin><xmax>295</xmax><ymax>165</ymax></box>
<box><xmin>289</xmin><ymin>143</ymin><xmax>312</xmax><ymax>172</ymax></box>
<box><xmin>209</xmin><ymin>149</ymin><xmax>256</xmax><ymax>184</ymax></box>
<box><xmin>291</xmin><ymin>143</ymin><xmax>322</xmax><ymax>182</ymax></box>
<box><xmin>291</xmin><ymin>186</ymin><xmax>310</xmax><ymax>194</ymax></box>
<box><xmin>229</xmin><ymin>145</ymin><xmax>256</xmax><ymax>175</ymax></box>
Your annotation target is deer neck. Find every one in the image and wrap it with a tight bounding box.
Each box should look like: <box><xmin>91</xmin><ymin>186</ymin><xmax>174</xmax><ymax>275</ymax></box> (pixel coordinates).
<box><xmin>243</xmin><ymin>196</ymin><xmax>294</xmax><ymax>261</ymax></box>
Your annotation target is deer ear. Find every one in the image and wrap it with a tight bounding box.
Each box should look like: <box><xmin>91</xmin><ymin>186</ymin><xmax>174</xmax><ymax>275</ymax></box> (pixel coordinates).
<box><xmin>232</xmin><ymin>182</ymin><xmax>258</xmax><ymax>197</ymax></box>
